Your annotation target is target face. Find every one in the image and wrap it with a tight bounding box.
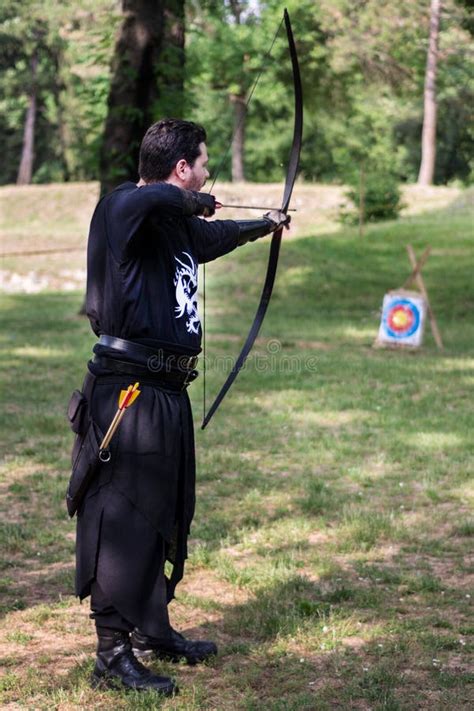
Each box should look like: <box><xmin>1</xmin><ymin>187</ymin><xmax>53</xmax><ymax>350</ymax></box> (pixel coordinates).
<box><xmin>377</xmin><ymin>291</ymin><xmax>426</xmax><ymax>347</ymax></box>
<box><xmin>384</xmin><ymin>299</ymin><xmax>419</xmax><ymax>338</ymax></box>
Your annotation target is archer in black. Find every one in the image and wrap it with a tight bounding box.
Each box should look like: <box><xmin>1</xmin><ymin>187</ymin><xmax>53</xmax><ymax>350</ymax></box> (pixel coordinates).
<box><xmin>73</xmin><ymin>180</ymin><xmax>283</xmax><ymax>641</ymax></box>
<box><xmin>67</xmin><ymin>117</ymin><xmax>294</xmax><ymax>694</ymax></box>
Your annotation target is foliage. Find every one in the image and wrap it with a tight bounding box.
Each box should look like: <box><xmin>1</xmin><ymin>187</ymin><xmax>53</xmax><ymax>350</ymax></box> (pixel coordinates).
<box><xmin>0</xmin><ymin>0</ymin><xmax>67</xmax><ymax>183</ymax></box>
<box><xmin>341</xmin><ymin>168</ymin><xmax>403</xmax><ymax>224</ymax></box>
<box><xmin>186</xmin><ymin>0</ymin><xmax>474</xmax><ymax>185</ymax></box>
<box><xmin>0</xmin><ymin>0</ymin><xmax>472</xmax><ymax>185</ymax></box>
<box><xmin>0</xmin><ymin>0</ymin><xmax>118</xmax><ymax>184</ymax></box>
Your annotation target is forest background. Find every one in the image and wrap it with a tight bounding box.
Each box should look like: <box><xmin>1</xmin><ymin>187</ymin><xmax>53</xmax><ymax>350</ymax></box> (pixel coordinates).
<box><xmin>1</xmin><ymin>0</ymin><xmax>473</xmax><ymax>193</ymax></box>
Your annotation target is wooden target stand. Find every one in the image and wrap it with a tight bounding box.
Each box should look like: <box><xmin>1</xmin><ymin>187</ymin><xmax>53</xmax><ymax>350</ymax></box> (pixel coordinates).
<box><xmin>374</xmin><ymin>244</ymin><xmax>443</xmax><ymax>350</ymax></box>
<box><xmin>403</xmin><ymin>244</ymin><xmax>443</xmax><ymax>350</ymax></box>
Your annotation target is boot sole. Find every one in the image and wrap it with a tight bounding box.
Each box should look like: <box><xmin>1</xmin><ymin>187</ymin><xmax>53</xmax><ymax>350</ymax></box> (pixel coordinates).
<box><xmin>131</xmin><ymin>647</ymin><xmax>155</xmax><ymax>659</ymax></box>
<box><xmin>91</xmin><ymin>671</ymin><xmax>177</xmax><ymax>695</ymax></box>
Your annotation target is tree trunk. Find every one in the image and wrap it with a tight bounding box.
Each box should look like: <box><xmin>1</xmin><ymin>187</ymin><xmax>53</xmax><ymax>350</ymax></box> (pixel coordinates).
<box><xmin>99</xmin><ymin>0</ymin><xmax>185</xmax><ymax>196</ymax></box>
<box><xmin>228</xmin><ymin>0</ymin><xmax>243</xmax><ymax>25</ymax></box>
<box><xmin>17</xmin><ymin>53</ymin><xmax>38</xmax><ymax>185</ymax></box>
<box><xmin>228</xmin><ymin>1</ymin><xmax>246</xmax><ymax>182</ymax></box>
<box><xmin>156</xmin><ymin>1</ymin><xmax>185</xmax><ymax>118</ymax></box>
<box><xmin>417</xmin><ymin>0</ymin><xmax>441</xmax><ymax>186</ymax></box>
<box><xmin>230</xmin><ymin>94</ymin><xmax>246</xmax><ymax>182</ymax></box>
<box><xmin>52</xmin><ymin>47</ymin><xmax>71</xmax><ymax>182</ymax></box>
<box><xmin>80</xmin><ymin>0</ymin><xmax>184</xmax><ymax>314</ymax></box>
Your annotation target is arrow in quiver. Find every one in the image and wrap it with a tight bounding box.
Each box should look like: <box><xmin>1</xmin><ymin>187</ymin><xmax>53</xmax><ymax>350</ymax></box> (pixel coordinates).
<box><xmin>99</xmin><ymin>382</ymin><xmax>141</xmax><ymax>458</ymax></box>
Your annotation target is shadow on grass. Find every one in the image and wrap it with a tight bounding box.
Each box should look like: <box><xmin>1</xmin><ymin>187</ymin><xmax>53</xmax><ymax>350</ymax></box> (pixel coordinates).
<box><xmin>164</xmin><ymin>561</ymin><xmax>472</xmax><ymax>709</ymax></box>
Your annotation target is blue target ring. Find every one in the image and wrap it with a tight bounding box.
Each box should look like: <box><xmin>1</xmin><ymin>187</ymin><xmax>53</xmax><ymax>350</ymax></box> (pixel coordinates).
<box><xmin>382</xmin><ymin>298</ymin><xmax>420</xmax><ymax>339</ymax></box>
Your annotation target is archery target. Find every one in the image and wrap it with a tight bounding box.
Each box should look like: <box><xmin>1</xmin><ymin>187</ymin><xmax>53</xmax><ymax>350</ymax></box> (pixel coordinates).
<box><xmin>377</xmin><ymin>291</ymin><xmax>427</xmax><ymax>347</ymax></box>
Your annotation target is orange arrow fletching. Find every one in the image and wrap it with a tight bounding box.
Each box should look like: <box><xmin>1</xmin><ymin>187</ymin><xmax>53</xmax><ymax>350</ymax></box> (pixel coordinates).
<box><xmin>118</xmin><ymin>382</ymin><xmax>141</xmax><ymax>409</ymax></box>
<box><xmin>118</xmin><ymin>386</ymin><xmax>132</xmax><ymax>408</ymax></box>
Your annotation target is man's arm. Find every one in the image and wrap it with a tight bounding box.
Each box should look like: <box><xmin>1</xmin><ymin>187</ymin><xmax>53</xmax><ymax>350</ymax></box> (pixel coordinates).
<box><xmin>114</xmin><ymin>183</ymin><xmax>216</xmax><ymax>232</ymax></box>
<box><xmin>108</xmin><ymin>184</ymin><xmax>220</xmax><ymax>258</ymax></box>
<box><xmin>234</xmin><ymin>210</ymin><xmax>291</xmax><ymax>245</ymax></box>
<box><xmin>190</xmin><ymin>210</ymin><xmax>291</xmax><ymax>264</ymax></box>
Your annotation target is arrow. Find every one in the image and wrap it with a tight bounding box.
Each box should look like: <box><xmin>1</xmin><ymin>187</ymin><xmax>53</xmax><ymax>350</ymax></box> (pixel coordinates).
<box><xmin>218</xmin><ymin>203</ymin><xmax>297</xmax><ymax>211</ymax></box>
<box><xmin>99</xmin><ymin>382</ymin><xmax>141</xmax><ymax>458</ymax></box>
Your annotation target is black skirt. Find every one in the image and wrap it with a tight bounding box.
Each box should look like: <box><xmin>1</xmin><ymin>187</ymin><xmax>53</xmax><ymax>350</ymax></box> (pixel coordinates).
<box><xmin>74</xmin><ymin>371</ymin><xmax>195</xmax><ymax>636</ymax></box>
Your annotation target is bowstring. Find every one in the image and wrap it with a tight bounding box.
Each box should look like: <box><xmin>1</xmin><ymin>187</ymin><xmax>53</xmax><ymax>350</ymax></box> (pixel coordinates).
<box><xmin>208</xmin><ymin>16</ymin><xmax>285</xmax><ymax>193</ymax></box>
<box><xmin>203</xmin><ymin>14</ymin><xmax>285</xmax><ymax>420</ymax></box>
<box><xmin>203</xmin><ymin>260</ymin><xmax>206</xmax><ymax>422</ymax></box>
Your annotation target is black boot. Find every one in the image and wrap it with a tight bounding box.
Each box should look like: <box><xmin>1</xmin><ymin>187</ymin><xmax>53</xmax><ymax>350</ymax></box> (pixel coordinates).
<box><xmin>131</xmin><ymin>627</ymin><xmax>217</xmax><ymax>666</ymax></box>
<box><xmin>91</xmin><ymin>629</ymin><xmax>177</xmax><ymax>694</ymax></box>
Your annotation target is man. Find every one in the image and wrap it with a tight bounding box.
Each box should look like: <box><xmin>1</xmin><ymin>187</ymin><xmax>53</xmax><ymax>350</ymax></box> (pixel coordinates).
<box><xmin>69</xmin><ymin>118</ymin><xmax>289</xmax><ymax>695</ymax></box>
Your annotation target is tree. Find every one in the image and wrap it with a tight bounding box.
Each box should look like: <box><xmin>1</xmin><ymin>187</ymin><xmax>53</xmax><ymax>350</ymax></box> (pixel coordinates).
<box><xmin>99</xmin><ymin>0</ymin><xmax>185</xmax><ymax>194</ymax></box>
<box><xmin>186</xmin><ymin>2</ymin><xmax>250</xmax><ymax>181</ymax></box>
<box><xmin>227</xmin><ymin>1</ymin><xmax>246</xmax><ymax>182</ymax></box>
<box><xmin>77</xmin><ymin>0</ymin><xmax>185</xmax><ymax>314</ymax></box>
<box><xmin>0</xmin><ymin>1</ymin><xmax>67</xmax><ymax>185</ymax></box>
<box><xmin>0</xmin><ymin>0</ymin><xmax>116</xmax><ymax>185</ymax></box>
<box><xmin>16</xmin><ymin>51</ymin><xmax>38</xmax><ymax>184</ymax></box>
<box><xmin>418</xmin><ymin>0</ymin><xmax>442</xmax><ymax>185</ymax></box>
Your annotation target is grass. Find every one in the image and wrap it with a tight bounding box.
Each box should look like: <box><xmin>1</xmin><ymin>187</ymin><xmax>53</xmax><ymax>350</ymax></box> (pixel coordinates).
<box><xmin>0</xmin><ymin>183</ymin><xmax>473</xmax><ymax>709</ymax></box>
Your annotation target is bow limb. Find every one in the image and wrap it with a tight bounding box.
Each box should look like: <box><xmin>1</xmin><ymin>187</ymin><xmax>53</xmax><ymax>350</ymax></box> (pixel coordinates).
<box><xmin>201</xmin><ymin>9</ymin><xmax>303</xmax><ymax>430</ymax></box>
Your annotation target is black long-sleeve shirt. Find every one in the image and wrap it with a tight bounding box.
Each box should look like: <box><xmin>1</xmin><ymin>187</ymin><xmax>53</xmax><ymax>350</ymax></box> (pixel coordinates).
<box><xmin>86</xmin><ymin>182</ymin><xmax>240</xmax><ymax>356</ymax></box>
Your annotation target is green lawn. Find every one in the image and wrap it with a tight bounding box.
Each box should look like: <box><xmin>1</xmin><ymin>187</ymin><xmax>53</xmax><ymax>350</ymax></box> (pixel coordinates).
<box><xmin>0</xmin><ymin>186</ymin><xmax>473</xmax><ymax>709</ymax></box>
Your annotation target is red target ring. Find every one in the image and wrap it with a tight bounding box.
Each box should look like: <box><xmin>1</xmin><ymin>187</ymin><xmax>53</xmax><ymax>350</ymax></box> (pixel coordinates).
<box><xmin>387</xmin><ymin>305</ymin><xmax>415</xmax><ymax>333</ymax></box>
<box><xmin>382</xmin><ymin>298</ymin><xmax>420</xmax><ymax>339</ymax></box>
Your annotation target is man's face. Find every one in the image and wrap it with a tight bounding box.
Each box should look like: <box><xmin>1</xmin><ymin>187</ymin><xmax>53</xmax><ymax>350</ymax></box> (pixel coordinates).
<box><xmin>180</xmin><ymin>142</ymin><xmax>210</xmax><ymax>191</ymax></box>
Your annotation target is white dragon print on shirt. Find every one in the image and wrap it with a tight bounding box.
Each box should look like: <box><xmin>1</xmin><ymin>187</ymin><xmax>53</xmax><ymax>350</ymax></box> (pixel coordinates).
<box><xmin>174</xmin><ymin>251</ymin><xmax>201</xmax><ymax>335</ymax></box>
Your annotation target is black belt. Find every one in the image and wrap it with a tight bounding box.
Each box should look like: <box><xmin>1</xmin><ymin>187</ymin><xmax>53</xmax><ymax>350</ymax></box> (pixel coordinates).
<box><xmin>93</xmin><ymin>356</ymin><xmax>198</xmax><ymax>390</ymax></box>
<box><xmin>98</xmin><ymin>334</ymin><xmax>199</xmax><ymax>371</ymax></box>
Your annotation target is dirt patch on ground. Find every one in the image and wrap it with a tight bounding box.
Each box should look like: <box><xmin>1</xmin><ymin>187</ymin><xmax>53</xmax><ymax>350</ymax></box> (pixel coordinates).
<box><xmin>6</xmin><ymin>559</ymin><xmax>75</xmax><ymax>603</ymax></box>
<box><xmin>180</xmin><ymin>567</ymin><xmax>250</xmax><ymax>608</ymax></box>
<box><xmin>0</xmin><ymin>600</ymin><xmax>93</xmax><ymax>682</ymax></box>
<box><xmin>405</xmin><ymin>549</ymin><xmax>473</xmax><ymax>589</ymax></box>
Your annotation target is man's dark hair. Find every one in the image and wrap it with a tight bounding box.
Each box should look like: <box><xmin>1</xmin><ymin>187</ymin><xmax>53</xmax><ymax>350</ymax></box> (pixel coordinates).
<box><xmin>138</xmin><ymin>119</ymin><xmax>207</xmax><ymax>182</ymax></box>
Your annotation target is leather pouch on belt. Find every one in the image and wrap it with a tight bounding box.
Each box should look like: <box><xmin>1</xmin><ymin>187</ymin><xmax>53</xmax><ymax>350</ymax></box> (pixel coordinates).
<box><xmin>67</xmin><ymin>389</ymin><xmax>87</xmax><ymax>435</ymax></box>
<box><xmin>66</xmin><ymin>420</ymin><xmax>105</xmax><ymax>518</ymax></box>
